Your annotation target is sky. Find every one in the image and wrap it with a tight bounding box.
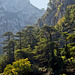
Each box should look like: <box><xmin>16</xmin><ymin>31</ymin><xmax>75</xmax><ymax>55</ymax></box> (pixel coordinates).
<box><xmin>30</xmin><ymin>0</ymin><xmax>49</xmax><ymax>10</ymax></box>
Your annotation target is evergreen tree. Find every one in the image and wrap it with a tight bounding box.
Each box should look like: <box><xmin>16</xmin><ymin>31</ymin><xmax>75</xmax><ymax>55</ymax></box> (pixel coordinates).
<box><xmin>15</xmin><ymin>31</ymin><xmax>23</xmax><ymax>49</ymax></box>
<box><xmin>2</xmin><ymin>32</ymin><xmax>15</xmax><ymax>63</ymax></box>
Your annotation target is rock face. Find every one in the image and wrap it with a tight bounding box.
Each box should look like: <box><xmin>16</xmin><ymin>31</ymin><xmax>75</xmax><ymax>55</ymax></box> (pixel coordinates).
<box><xmin>0</xmin><ymin>0</ymin><xmax>45</xmax><ymax>53</ymax></box>
<box><xmin>35</xmin><ymin>0</ymin><xmax>75</xmax><ymax>27</ymax></box>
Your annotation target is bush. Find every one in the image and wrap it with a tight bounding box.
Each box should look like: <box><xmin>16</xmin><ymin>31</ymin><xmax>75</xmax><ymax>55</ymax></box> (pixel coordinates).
<box><xmin>4</xmin><ymin>58</ymin><xmax>31</xmax><ymax>75</ymax></box>
<box><xmin>0</xmin><ymin>55</ymin><xmax>9</xmax><ymax>73</ymax></box>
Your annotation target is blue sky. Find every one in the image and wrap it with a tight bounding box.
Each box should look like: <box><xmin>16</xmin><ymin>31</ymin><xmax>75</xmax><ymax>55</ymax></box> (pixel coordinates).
<box><xmin>30</xmin><ymin>0</ymin><xmax>49</xmax><ymax>10</ymax></box>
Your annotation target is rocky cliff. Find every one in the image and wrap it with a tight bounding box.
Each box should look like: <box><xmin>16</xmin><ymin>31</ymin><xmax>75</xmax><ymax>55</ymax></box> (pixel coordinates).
<box><xmin>0</xmin><ymin>0</ymin><xmax>45</xmax><ymax>53</ymax></box>
<box><xmin>35</xmin><ymin>0</ymin><xmax>75</xmax><ymax>27</ymax></box>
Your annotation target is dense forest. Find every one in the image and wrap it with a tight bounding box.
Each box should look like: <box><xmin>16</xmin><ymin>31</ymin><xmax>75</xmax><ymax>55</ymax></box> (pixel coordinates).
<box><xmin>0</xmin><ymin>0</ymin><xmax>75</xmax><ymax>75</ymax></box>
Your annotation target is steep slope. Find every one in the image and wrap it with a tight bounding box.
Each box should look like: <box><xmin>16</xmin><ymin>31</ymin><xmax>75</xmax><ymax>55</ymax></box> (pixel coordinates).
<box><xmin>0</xmin><ymin>0</ymin><xmax>45</xmax><ymax>52</ymax></box>
<box><xmin>36</xmin><ymin>0</ymin><xmax>75</xmax><ymax>27</ymax></box>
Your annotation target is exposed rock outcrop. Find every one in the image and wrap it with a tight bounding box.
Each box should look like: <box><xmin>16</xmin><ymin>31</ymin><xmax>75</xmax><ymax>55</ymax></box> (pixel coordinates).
<box><xmin>35</xmin><ymin>0</ymin><xmax>75</xmax><ymax>27</ymax></box>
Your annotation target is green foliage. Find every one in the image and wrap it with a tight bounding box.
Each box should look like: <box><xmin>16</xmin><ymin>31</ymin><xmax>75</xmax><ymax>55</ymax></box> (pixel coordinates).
<box><xmin>15</xmin><ymin>46</ymin><xmax>32</xmax><ymax>61</ymax></box>
<box><xmin>33</xmin><ymin>40</ymin><xmax>49</xmax><ymax>66</ymax></box>
<box><xmin>15</xmin><ymin>26</ymin><xmax>37</xmax><ymax>49</ymax></box>
<box><xmin>0</xmin><ymin>55</ymin><xmax>9</xmax><ymax>73</ymax></box>
<box><xmin>67</xmin><ymin>33</ymin><xmax>75</xmax><ymax>42</ymax></box>
<box><xmin>55</xmin><ymin>17</ymin><xmax>65</xmax><ymax>31</ymax></box>
<box><xmin>0</xmin><ymin>4</ymin><xmax>75</xmax><ymax>75</ymax></box>
<box><xmin>4</xmin><ymin>58</ymin><xmax>31</xmax><ymax>75</ymax></box>
<box><xmin>70</xmin><ymin>46</ymin><xmax>75</xmax><ymax>57</ymax></box>
<box><xmin>57</xmin><ymin>3</ymin><xmax>63</xmax><ymax>12</ymax></box>
<box><xmin>65</xmin><ymin>4</ymin><xmax>75</xmax><ymax>26</ymax></box>
<box><xmin>2</xmin><ymin>32</ymin><xmax>15</xmax><ymax>64</ymax></box>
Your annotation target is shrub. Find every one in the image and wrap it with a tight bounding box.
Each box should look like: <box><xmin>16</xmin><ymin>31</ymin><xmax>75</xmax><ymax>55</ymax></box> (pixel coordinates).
<box><xmin>4</xmin><ymin>58</ymin><xmax>31</xmax><ymax>75</ymax></box>
<box><xmin>0</xmin><ymin>55</ymin><xmax>9</xmax><ymax>73</ymax></box>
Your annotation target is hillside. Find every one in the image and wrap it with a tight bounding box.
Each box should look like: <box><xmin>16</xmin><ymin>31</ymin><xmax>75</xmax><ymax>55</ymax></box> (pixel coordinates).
<box><xmin>0</xmin><ymin>0</ymin><xmax>45</xmax><ymax>52</ymax></box>
<box><xmin>0</xmin><ymin>0</ymin><xmax>75</xmax><ymax>75</ymax></box>
<box><xmin>35</xmin><ymin>0</ymin><xmax>75</xmax><ymax>27</ymax></box>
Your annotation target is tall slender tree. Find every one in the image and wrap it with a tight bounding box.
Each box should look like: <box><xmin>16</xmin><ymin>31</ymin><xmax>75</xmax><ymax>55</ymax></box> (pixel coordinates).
<box><xmin>15</xmin><ymin>31</ymin><xmax>23</xmax><ymax>49</ymax></box>
<box><xmin>2</xmin><ymin>32</ymin><xmax>15</xmax><ymax>63</ymax></box>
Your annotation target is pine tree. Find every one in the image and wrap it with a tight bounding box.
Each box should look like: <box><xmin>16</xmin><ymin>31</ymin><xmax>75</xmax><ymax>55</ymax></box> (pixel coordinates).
<box><xmin>2</xmin><ymin>32</ymin><xmax>15</xmax><ymax>63</ymax></box>
<box><xmin>15</xmin><ymin>31</ymin><xmax>23</xmax><ymax>49</ymax></box>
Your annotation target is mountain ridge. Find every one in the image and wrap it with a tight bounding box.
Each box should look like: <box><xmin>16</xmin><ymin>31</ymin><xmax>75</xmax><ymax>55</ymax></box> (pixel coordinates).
<box><xmin>35</xmin><ymin>0</ymin><xmax>75</xmax><ymax>27</ymax></box>
<box><xmin>0</xmin><ymin>0</ymin><xmax>45</xmax><ymax>52</ymax></box>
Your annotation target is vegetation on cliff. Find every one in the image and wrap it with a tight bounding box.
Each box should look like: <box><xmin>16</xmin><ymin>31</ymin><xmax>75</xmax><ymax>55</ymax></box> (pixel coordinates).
<box><xmin>0</xmin><ymin>1</ymin><xmax>75</xmax><ymax>75</ymax></box>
